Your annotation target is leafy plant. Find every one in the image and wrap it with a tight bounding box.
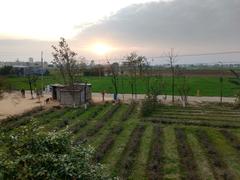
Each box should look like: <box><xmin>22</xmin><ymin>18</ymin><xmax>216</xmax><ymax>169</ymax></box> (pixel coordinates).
<box><xmin>0</xmin><ymin>124</ymin><xmax>111</xmax><ymax>179</ymax></box>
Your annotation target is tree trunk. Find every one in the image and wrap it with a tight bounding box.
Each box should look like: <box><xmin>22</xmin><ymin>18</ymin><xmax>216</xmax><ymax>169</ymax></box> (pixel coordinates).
<box><xmin>29</xmin><ymin>82</ymin><xmax>33</xmax><ymax>99</ymax></box>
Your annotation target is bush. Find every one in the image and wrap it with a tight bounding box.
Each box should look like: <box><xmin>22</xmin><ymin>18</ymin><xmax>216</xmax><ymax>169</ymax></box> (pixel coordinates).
<box><xmin>141</xmin><ymin>94</ymin><xmax>158</xmax><ymax>117</ymax></box>
<box><xmin>0</xmin><ymin>124</ymin><xmax>111</xmax><ymax>179</ymax></box>
<box><xmin>234</xmin><ymin>90</ymin><xmax>240</xmax><ymax>108</ymax></box>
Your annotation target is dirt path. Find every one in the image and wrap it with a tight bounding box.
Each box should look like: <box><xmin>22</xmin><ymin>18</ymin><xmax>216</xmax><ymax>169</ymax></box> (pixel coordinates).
<box><xmin>0</xmin><ymin>91</ymin><xmax>235</xmax><ymax>121</ymax></box>
<box><xmin>92</xmin><ymin>93</ymin><xmax>236</xmax><ymax>103</ymax></box>
<box><xmin>0</xmin><ymin>91</ymin><xmax>52</xmax><ymax>120</ymax></box>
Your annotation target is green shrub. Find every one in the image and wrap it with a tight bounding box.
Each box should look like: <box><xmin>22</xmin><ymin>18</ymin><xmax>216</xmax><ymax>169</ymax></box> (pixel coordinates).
<box><xmin>234</xmin><ymin>90</ymin><xmax>240</xmax><ymax>108</ymax></box>
<box><xmin>141</xmin><ymin>94</ymin><xmax>158</xmax><ymax>117</ymax></box>
<box><xmin>0</xmin><ymin>124</ymin><xmax>111</xmax><ymax>179</ymax></box>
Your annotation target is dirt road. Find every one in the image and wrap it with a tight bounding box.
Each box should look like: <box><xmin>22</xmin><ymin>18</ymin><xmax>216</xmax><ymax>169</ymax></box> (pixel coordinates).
<box><xmin>0</xmin><ymin>91</ymin><xmax>52</xmax><ymax>120</ymax></box>
<box><xmin>92</xmin><ymin>93</ymin><xmax>236</xmax><ymax>103</ymax></box>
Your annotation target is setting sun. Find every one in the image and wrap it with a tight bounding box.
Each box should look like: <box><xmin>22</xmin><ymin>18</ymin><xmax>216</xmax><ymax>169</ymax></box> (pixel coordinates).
<box><xmin>92</xmin><ymin>43</ymin><xmax>112</xmax><ymax>55</ymax></box>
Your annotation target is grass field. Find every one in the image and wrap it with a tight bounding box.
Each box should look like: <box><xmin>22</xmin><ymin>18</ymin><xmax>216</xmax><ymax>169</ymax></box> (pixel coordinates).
<box><xmin>4</xmin><ymin>75</ymin><xmax>240</xmax><ymax>96</ymax></box>
<box><xmin>1</xmin><ymin>103</ymin><xmax>240</xmax><ymax>179</ymax></box>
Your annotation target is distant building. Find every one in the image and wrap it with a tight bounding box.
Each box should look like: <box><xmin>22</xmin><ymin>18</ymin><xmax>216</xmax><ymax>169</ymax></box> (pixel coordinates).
<box><xmin>12</xmin><ymin>65</ymin><xmax>48</xmax><ymax>76</ymax></box>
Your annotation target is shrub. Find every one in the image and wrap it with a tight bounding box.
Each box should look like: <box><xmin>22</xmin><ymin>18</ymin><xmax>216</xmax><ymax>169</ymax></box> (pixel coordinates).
<box><xmin>234</xmin><ymin>90</ymin><xmax>240</xmax><ymax>108</ymax></box>
<box><xmin>0</xmin><ymin>124</ymin><xmax>111</xmax><ymax>179</ymax></box>
<box><xmin>141</xmin><ymin>94</ymin><xmax>158</xmax><ymax>117</ymax></box>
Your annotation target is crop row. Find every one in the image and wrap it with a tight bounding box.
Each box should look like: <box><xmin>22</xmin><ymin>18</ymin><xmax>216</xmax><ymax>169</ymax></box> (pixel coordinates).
<box><xmin>151</xmin><ymin>114</ymin><xmax>240</xmax><ymax>124</ymax></box>
<box><xmin>121</xmin><ymin>102</ymin><xmax>136</xmax><ymax>121</ymax></box>
<box><xmin>74</xmin><ymin>103</ymin><xmax>121</xmax><ymax>145</ymax></box>
<box><xmin>146</xmin><ymin>126</ymin><xmax>164</xmax><ymax>180</ymax></box>
<box><xmin>94</xmin><ymin>125</ymin><xmax>123</xmax><ymax>162</ymax></box>
<box><xmin>196</xmin><ymin>130</ymin><xmax>235</xmax><ymax>179</ymax></box>
<box><xmin>94</xmin><ymin>103</ymin><xmax>136</xmax><ymax>162</ymax></box>
<box><xmin>0</xmin><ymin>106</ymin><xmax>45</xmax><ymax>131</ymax></box>
<box><xmin>116</xmin><ymin>125</ymin><xmax>146</xmax><ymax>179</ymax></box>
<box><xmin>86</xmin><ymin>103</ymin><xmax>121</xmax><ymax>137</ymax></box>
<box><xmin>175</xmin><ymin>128</ymin><xmax>199</xmax><ymax>180</ymax></box>
<box><xmin>220</xmin><ymin>130</ymin><xmax>240</xmax><ymax>153</ymax></box>
<box><xmin>146</xmin><ymin>118</ymin><xmax>240</xmax><ymax>129</ymax></box>
<box><xmin>69</xmin><ymin>105</ymin><xmax>108</xmax><ymax>134</ymax></box>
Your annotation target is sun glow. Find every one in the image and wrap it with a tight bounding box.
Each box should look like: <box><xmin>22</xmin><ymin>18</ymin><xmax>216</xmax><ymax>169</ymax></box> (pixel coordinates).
<box><xmin>92</xmin><ymin>43</ymin><xmax>113</xmax><ymax>55</ymax></box>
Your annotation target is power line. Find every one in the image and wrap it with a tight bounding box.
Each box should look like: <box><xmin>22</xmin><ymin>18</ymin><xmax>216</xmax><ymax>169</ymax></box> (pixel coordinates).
<box><xmin>149</xmin><ymin>50</ymin><xmax>240</xmax><ymax>59</ymax></box>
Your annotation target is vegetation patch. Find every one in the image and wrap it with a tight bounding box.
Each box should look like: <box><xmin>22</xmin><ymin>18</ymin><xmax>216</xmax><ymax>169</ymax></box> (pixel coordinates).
<box><xmin>175</xmin><ymin>128</ymin><xmax>200</xmax><ymax>180</ymax></box>
<box><xmin>74</xmin><ymin>103</ymin><xmax>121</xmax><ymax>144</ymax></box>
<box><xmin>94</xmin><ymin>125</ymin><xmax>123</xmax><ymax>162</ymax></box>
<box><xmin>116</xmin><ymin>125</ymin><xmax>146</xmax><ymax>179</ymax></box>
<box><xmin>146</xmin><ymin>126</ymin><xmax>164</xmax><ymax>179</ymax></box>
<box><xmin>146</xmin><ymin>117</ymin><xmax>240</xmax><ymax>129</ymax></box>
<box><xmin>220</xmin><ymin>130</ymin><xmax>240</xmax><ymax>152</ymax></box>
<box><xmin>196</xmin><ymin>129</ymin><xmax>235</xmax><ymax>179</ymax></box>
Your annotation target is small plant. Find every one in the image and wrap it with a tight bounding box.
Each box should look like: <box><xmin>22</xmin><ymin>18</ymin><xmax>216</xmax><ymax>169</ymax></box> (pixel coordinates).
<box><xmin>141</xmin><ymin>94</ymin><xmax>158</xmax><ymax>117</ymax></box>
<box><xmin>234</xmin><ymin>90</ymin><xmax>240</xmax><ymax>108</ymax></box>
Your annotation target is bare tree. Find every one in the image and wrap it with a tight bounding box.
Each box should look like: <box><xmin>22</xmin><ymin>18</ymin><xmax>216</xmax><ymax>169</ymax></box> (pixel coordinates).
<box><xmin>178</xmin><ymin>76</ymin><xmax>190</xmax><ymax>107</ymax></box>
<box><xmin>229</xmin><ymin>69</ymin><xmax>240</xmax><ymax>106</ymax></box>
<box><xmin>167</xmin><ymin>48</ymin><xmax>177</xmax><ymax>103</ymax></box>
<box><xmin>25</xmin><ymin>70</ymin><xmax>38</xmax><ymax>99</ymax></box>
<box><xmin>52</xmin><ymin>38</ymin><xmax>82</xmax><ymax>107</ymax></box>
<box><xmin>126</xmin><ymin>52</ymin><xmax>137</xmax><ymax>99</ymax></box>
<box><xmin>52</xmin><ymin>37</ymin><xmax>80</xmax><ymax>87</ymax></box>
<box><xmin>136</xmin><ymin>55</ymin><xmax>147</xmax><ymax>77</ymax></box>
<box><xmin>126</xmin><ymin>52</ymin><xmax>146</xmax><ymax>100</ymax></box>
<box><xmin>218</xmin><ymin>61</ymin><xmax>223</xmax><ymax>104</ymax></box>
<box><xmin>108</xmin><ymin>61</ymin><xmax>119</xmax><ymax>101</ymax></box>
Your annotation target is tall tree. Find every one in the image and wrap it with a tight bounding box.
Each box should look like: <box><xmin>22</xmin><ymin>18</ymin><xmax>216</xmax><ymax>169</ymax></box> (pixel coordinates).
<box><xmin>52</xmin><ymin>37</ymin><xmax>80</xmax><ymax>86</ymax></box>
<box><xmin>126</xmin><ymin>52</ymin><xmax>146</xmax><ymax>99</ymax></box>
<box><xmin>167</xmin><ymin>48</ymin><xmax>177</xmax><ymax>103</ymax></box>
<box><xmin>126</xmin><ymin>52</ymin><xmax>137</xmax><ymax>99</ymax></box>
<box><xmin>25</xmin><ymin>68</ymin><xmax>38</xmax><ymax>99</ymax></box>
<box><xmin>108</xmin><ymin>61</ymin><xmax>119</xmax><ymax>100</ymax></box>
<box><xmin>218</xmin><ymin>61</ymin><xmax>224</xmax><ymax>104</ymax></box>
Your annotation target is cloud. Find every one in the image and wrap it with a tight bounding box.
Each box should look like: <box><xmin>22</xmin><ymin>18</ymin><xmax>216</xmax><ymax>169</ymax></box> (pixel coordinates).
<box><xmin>1</xmin><ymin>0</ymin><xmax>240</xmax><ymax>63</ymax></box>
<box><xmin>0</xmin><ymin>39</ymin><xmax>53</xmax><ymax>61</ymax></box>
<box><xmin>76</xmin><ymin>0</ymin><xmax>240</xmax><ymax>56</ymax></box>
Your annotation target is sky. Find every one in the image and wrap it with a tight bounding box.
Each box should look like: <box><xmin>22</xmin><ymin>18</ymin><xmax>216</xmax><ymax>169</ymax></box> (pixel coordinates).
<box><xmin>0</xmin><ymin>0</ymin><xmax>240</xmax><ymax>64</ymax></box>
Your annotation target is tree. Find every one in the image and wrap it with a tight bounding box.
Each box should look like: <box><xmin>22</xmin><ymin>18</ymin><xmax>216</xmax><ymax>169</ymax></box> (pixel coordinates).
<box><xmin>229</xmin><ymin>69</ymin><xmax>240</xmax><ymax>107</ymax></box>
<box><xmin>0</xmin><ymin>124</ymin><xmax>110</xmax><ymax>179</ymax></box>
<box><xmin>126</xmin><ymin>52</ymin><xmax>146</xmax><ymax>100</ymax></box>
<box><xmin>136</xmin><ymin>56</ymin><xmax>146</xmax><ymax>77</ymax></box>
<box><xmin>25</xmin><ymin>68</ymin><xmax>38</xmax><ymax>99</ymax></box>
<box><xmin>178</xmin><ymin>76</ymin><xmax>190</xmax><ymax>107</ymax></box>
<box><xmin>0</xmin><ymin>66</ymin><xmax>13</xmax><ymax>75</ymax></box>
<box><xmin>218</xmin><ymin>61</ymin><xmax>224</xmax><ymax>104</ymax></box>
<box><xmin>52</xmin><ymin>37</ymin><xmax>80</xmax><ymax>86</ymax></box>
<box><xmin>108</xmin><ymin>61</ymin><xmax>119</xmax><ymax>100</ymax></box>
<box><xmin>52</xmin><ymin>38</ymin><xmax>82</xmax><ymax>107</ymax></box>
<box><xmin>126</xmin><ymin>52</ymin><xmax>137</xmax><ymax>99</ymax></box>
<box><xmin>0</xmin><ymin>77</ymin><xmax>5</xmax><ymax>99</ymax></box>
<box><xmin>167</xmin><ymin>48</ymin><xmax>177</xmax><ymax>103</ymax></box>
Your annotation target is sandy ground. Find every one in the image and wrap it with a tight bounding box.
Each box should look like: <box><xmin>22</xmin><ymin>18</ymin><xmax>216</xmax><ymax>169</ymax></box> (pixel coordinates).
<box><xmin>92</xmin><ymin>93</ymin><xmax>236</xmax><ymax>104</ymax></box>
<box><xmin>0</xmin><ymin>91</ymin><xmax>236</xmax><ymax>121</ymax></box>
<box><xmin>0</xmin><ymin>91</ymin><xmax>53</xmax><ymax>120</ymax></box>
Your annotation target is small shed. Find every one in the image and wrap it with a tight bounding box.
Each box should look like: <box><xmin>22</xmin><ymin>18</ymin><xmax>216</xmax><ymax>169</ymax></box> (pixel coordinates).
<box><xmin>50</xmin><ymin>83</ymin><xmax>92</xmax><ymax>106</ymax></box>
<box><xmin>51</xmin><ymin>84</ymin><xmax>65</xmax><ymax>100</ymax></box>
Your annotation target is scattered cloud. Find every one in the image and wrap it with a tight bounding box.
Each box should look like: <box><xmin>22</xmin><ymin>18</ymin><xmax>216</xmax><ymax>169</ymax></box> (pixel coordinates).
<box><xmin>76</xmin><ymin>0</ymin><xmax>240</xmax><ymax>56</ymax></box>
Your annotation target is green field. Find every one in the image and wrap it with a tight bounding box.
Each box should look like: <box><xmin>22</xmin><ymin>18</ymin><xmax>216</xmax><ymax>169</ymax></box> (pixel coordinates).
<box><xmin>1</xmin><ymin>103</ymin><xmax>240</xmax><ymax>179</ymax></box>
<box><xmin>4</xmin><ymin>75</ymin><xmax>240</xmax><ymax>96</ymax></box>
